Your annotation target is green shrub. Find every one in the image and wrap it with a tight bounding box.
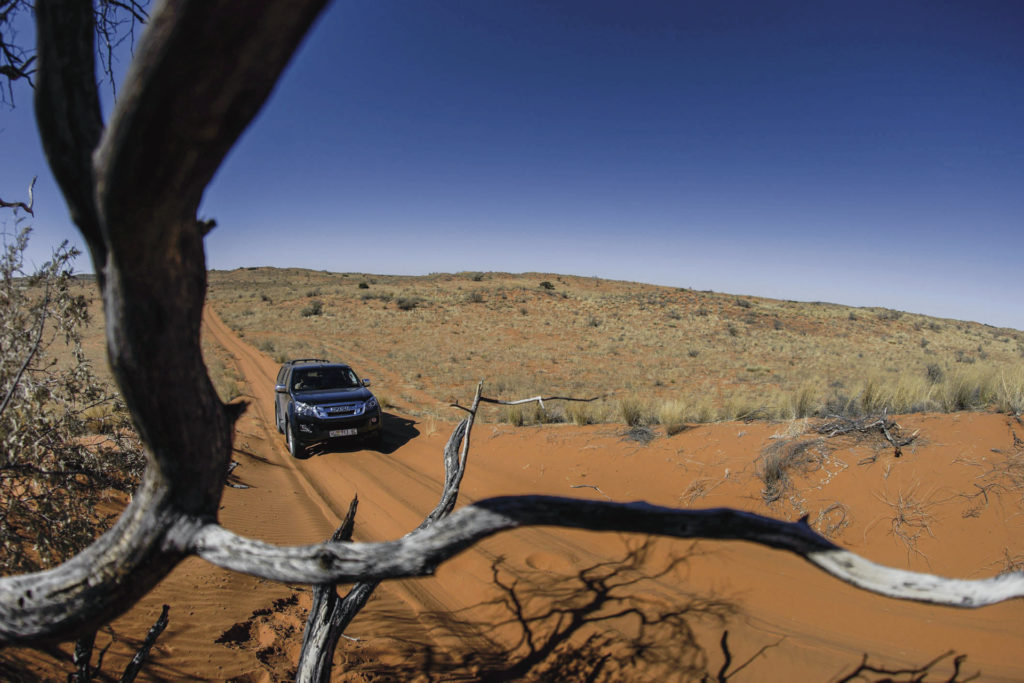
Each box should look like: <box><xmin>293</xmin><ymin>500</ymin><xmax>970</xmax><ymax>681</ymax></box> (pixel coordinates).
<box><xmin>1</xmin><ymin>229</ymin><xmax>144</xmax><ymax>572</ymax></box>
<box><xmin>301</xmin><ymin>299</ymin><xmax>323</xmax><ymax>317</ymax></box>
<box><xmin>396</xmin><ymin>296</ymin><xmax>421</xmax><ymax>311</ymax></box>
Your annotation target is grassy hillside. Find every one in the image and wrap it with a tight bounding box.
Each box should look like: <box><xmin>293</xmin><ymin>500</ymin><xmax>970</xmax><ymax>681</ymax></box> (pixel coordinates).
<box><xmin>205</xmin><ymin>268</ymin><xmax>1024</xmax><ymax>425</ymax></box>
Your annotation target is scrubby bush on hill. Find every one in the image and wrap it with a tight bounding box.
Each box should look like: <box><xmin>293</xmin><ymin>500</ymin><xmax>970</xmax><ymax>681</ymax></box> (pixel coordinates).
<box><xmin>1</xmin><ymin>228</ymin><xmax>143</xmax><ymax>574</ymax></box>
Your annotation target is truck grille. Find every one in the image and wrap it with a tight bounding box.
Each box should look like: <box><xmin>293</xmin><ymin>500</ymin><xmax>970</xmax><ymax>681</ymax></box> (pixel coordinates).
<box><xmin>320</xmin><ymin>402</ymin><xmax>361</xmax><ymax>417</ymax></box>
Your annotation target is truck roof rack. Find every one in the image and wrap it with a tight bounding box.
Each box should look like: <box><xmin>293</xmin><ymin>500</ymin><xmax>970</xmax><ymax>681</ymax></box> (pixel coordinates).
<box><xmin>285</xmin><ymin>358</ymin><xmax>333</xmax><ymax>365</ymax></box>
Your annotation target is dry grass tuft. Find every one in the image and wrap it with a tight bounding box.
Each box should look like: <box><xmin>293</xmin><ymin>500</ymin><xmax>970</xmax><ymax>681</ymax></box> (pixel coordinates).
<box><xmin>757</xmin><ymin>438</ymin><xmax>827</xmax><ymax>501</ymax></box>
<box><xmin>656</xmin><ymin>399</ymin><xmax>690</xmax><ymax>435</ymax></box>
<box><xmin>813</xmin><ymin>502</ymin><xmax>851</xmax><ymax>538</ymax></box>
<box><xmin>619</xmin><ymin>396</ymin><xmax>650</xmax><ymax>427</ymax></box>
<box><xmin>756</xmin><ymin>438</ymin><xmax>829</xmax><ymax>504</ymax></box>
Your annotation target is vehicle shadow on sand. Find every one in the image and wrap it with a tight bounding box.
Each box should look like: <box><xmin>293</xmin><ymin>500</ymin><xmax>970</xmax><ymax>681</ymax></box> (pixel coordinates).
<box><xmin>300</xmin><ymin>412</ymin><xmax>418</xmax><ymax>459</ymax></box>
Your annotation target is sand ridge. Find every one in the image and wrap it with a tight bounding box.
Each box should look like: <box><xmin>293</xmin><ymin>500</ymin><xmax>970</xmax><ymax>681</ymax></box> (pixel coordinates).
<box><xmin>7</xmin><ymin>307</ymin><xmax>1023</xmax><ymax>681</ymax></box>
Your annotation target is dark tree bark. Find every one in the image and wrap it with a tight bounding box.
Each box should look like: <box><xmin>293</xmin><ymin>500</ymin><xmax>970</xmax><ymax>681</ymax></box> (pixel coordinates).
<box><xmin>0</xmin><ymin>0</ymin><xmax>330</xmax><ymax>644</ymax></box>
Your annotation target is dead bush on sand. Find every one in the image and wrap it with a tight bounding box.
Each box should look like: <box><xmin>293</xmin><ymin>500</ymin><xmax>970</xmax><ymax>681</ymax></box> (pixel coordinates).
<box><xmin>756</xmin><ymin>437</ymin><xmax>830</xmax><ymax>504</ymax></box>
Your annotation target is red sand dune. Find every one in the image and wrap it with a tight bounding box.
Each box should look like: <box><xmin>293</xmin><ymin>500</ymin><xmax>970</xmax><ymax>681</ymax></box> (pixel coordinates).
<box><xmin>9</xmin><ymin>308</ymin><xmax>1023</xmax><ymax>681</ymax></box>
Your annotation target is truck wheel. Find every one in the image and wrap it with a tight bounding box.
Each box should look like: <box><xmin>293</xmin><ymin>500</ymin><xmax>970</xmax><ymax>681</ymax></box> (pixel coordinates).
<box><xmin>286</xmin><ymin>421</ymin><xmax>304</xmax><ymax>458</ymax></box>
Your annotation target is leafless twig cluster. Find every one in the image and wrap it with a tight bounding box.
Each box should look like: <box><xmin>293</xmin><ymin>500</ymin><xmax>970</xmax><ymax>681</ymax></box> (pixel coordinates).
<box><xmin>816</xmin><ymin>412</ymin><xmax>919</xmax><ymax>461</ymax></box>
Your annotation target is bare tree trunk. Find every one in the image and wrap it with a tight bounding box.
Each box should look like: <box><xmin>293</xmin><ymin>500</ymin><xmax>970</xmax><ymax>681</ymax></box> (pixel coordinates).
<box><xmin>0</xmin><ymin>0</ymin><xmax>329</xmax><ymax>644</ymax></box>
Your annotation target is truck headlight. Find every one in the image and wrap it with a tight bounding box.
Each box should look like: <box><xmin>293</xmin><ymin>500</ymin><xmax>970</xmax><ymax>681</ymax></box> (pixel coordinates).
<box><xmin>294</xmin><ymin>401</ymin><xmax>321</xmax><ymax>418</ymax></box>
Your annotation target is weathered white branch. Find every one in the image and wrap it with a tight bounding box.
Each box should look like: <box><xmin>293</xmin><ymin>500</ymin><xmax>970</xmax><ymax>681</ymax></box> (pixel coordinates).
<box><xmin>477</xmin><ymin>393</ymin><xmax>602</xmax><ymax>411</ymax></box>
<box><xmin>0</xmin><ymin>176</ymin><xmax>36</xmax><ymax>215</ymax></box>
<box><xmin>192</xmin><ymin>496</ymin><xmax>1024</xmax><ymax>609</ymax></box>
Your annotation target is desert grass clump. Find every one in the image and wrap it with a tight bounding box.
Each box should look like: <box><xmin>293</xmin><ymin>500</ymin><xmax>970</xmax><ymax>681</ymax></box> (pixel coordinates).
<box><xmin>656</xmin><ymin>399</ymin><xmax>689</xmax><ymax>436</ymax></box>
<box><xmin>567</xmin><ymin>401</ymin><xmax>599</xmax><ymax>425</ymax></box>
<box><xmin>531</xmin><ymin>402</ymin><xmax>558</xmax><ymax>424</ymax></box>
<box><xmin>995</xmin><ymin>368</ymin><xmax>1024</xmax><ymax>417</ymax></box>
<box><xmin>938</xmin><ymin>368</ymin><xmax>996</xmax><ymax>412</ymax></box>
<box><xmin>722</xmin><ymin>396</ymin><xmax>765</xmax><ymax>421</ymax></box>
<box><xmin>859</xmin><ymin>377</ymin><xmax>886</xmax><ymax>415</ymax></box>
<box><xmin>498</xmin><ymin>401</ymin><xmax>561</xmax><ymax>426</ymax></box>
<box><xmin>396</xmin><ymin>296</ymin><xmax>422</xmax><ymax>311</ymax></box>
<box><xmin>688</xmin><ymin>397</ymin><xmax>718</xmax><ymax>424</ymax></box>
<box><xmin>619</xmin><ymin>396</ymin><xmax>650</xmax><ymax>427</ymax></box>
<box><xmin>757</xmin><ymin>438</ymin><xmax>828</xmax><ymax>504</ymax></box>
<box><xmin>793</xmin><ymin>385</ymin><xmax>818</xmax><ymax>419</ymax></box>
<box><xmin>503</xmin><ymin>404</ymin><xmax>526</xmax><ymax>427</ymax></box>
<box><xmin>886</xmin><ymin>375</ymin><xmax>937</xmax><ymax>413</ymax></box>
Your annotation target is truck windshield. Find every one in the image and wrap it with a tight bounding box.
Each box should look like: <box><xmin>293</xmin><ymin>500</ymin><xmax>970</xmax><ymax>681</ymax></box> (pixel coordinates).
<box><xmin>292</xmin><ymin>367</ymin><xmax>359</xmax><ymax>391</ymax></box>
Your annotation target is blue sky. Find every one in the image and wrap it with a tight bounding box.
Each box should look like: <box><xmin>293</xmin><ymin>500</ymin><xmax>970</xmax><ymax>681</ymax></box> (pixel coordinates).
<box><xmin>2</xmin><ymin>1</ymin><xmax>1022</xmax><ymax>329</ymax></box>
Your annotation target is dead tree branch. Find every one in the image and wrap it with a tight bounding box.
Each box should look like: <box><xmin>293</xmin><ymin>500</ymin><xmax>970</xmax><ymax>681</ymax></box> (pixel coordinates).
<box><xmin>478</xmin><ymin>393</ymin><xmax>602</xmax><ymax>410</ymax></box>
<box><xmin>0</xmin><ymin>176</ymin><xmax>35</xmax><ymax>215</ymax></box>
<box><xmin>118</xmin><ymin>604</ymin><xmax>170</xmax><ymax>683</ymax></box>
<box><xmin>816</xmin><ymin>412</ymin><xmax>919</xmax><ymax>459</ymax></box>
<box><xmin>68</xmin><ymin>604</ymin><xmax>169</xmax><ymax>682</ymax></box>
<box><xmin>224</xmin><ymin>461</ymin><xmax>249</xmax><ymax>489</ymax></box>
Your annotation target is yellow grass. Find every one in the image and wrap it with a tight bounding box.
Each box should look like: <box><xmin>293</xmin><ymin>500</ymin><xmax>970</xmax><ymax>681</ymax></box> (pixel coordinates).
<box><xmin>70</xmin><ymin>269</ymin><xmax>1024</xmax><ymax>426</ymax></box>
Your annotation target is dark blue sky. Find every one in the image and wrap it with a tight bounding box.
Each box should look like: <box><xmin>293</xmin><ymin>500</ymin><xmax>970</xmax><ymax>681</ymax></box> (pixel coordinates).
<box><xmin>3</xmin><ymin>1</ymin><xmax>1022</xmax><ymax>328</ymax></box>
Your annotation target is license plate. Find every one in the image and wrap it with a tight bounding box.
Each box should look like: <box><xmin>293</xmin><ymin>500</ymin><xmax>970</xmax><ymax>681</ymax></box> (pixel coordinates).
<box><xmin>329</xmin><ymin>428</ymin><xmax>357</xmax><ymax>438</ymax></box>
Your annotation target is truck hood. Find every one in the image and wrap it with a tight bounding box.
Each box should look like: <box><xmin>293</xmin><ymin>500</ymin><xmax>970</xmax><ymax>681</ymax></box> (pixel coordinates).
<box><xmin>293</xmin><ymin>387</ymin><xmax>373</xmax><ymax>405</ymax></box>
